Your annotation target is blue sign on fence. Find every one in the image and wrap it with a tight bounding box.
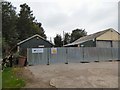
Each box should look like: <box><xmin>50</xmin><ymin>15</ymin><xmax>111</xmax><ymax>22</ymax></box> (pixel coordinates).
<box><xmin>32</xmin><ymin>48</ymin><xmax>44</xmax><ymax>53</ymax></box>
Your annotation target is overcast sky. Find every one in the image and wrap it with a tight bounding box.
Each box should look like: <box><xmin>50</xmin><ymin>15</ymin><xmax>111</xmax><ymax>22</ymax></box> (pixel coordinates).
<box><xmin>7</xmin><ymin>0</ymin><xmax>119</xmax><ymax>41</ymax></box>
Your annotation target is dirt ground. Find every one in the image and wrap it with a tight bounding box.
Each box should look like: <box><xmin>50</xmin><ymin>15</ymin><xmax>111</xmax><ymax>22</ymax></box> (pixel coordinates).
<box><xmin>23</xmin><ymin>61</ymin><xmax>118</xmax><ymax>88</ymax></box>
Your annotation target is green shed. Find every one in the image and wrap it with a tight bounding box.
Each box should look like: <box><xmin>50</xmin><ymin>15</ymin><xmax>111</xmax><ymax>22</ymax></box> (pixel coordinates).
<box><xmin>17</xmin><ymin>34</ymin><xmax>54</xmax><ymax>56</ymax></box>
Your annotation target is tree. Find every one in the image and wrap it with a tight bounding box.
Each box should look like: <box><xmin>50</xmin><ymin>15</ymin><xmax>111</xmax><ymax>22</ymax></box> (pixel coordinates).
<box><xmin>34</xmin><ymin>22</ymin><xmax>46</xmax><ymax>39</ymax></box>
<box><xmin>70</xmin><ymin>29</ymin><xmax>87</xmax><ymax>42</ymax></box>
<box><xmin>17</xmin><ymin>3</ymin><xmax>35</xmax><ymax>40</ymax></box>
<box><xmin>54</xmin><ymin>34</ymin><xmax>63</xmax><ymax>47</ymax></box>
<box><xmin>2</xmin><ymin>1</ymin><xmax>18</xmax><ymax>55</ymax></box>
<box><xmin>17</xmin><ymin>3</ymin><xmax>46</xmax><ymax>40</ymax></box>
<box><xmin>2</xmin><ymin>2</ymin><xmax>47</xmax><ymax>57</ymax></box>
<box><xmin>63</xmin><ymin>33</ymin><xmax>71</xmax><ymax>45</ymax></box>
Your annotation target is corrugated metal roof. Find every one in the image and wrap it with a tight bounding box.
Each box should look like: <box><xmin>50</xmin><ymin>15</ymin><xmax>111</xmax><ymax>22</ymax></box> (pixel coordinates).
<box><xmin>17</xmin><ymin>34</ymin><xmax>54</xmax><ymax>45</ymax></box>
<box><xmin>64</xmin><ymin>28</ymin><xmax>116</xmax><ymax>46</ymax></box>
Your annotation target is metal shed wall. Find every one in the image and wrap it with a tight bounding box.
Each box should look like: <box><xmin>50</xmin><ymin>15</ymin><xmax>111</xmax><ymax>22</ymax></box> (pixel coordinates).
<box><xmin>96</xmin><ymin>41</ymin><xmax>112</xmax><ymax>48</ymax></box>
<box><xmin>18</xmin><ymin>37</ymin><xmax>53</xmax><ymax>55</ymax></box>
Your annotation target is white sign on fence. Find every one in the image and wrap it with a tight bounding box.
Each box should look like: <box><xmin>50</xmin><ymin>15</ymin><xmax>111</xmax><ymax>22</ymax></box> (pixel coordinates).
<box><xmin>51</xmin><ymin>48</ymin><xmax>57</xmax><ymax>54</ymax></box>
<box><xmin>32</xmin><ymin>48</ymin><xmax>44</xmax><ymax>53</ymax></box>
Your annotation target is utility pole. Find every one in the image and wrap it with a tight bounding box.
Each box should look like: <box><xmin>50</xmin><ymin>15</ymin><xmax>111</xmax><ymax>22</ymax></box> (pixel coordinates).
<box><xmin>63</xmin><ymin>31</ymin><xmax>65</xmax><ymax>46</ymax></box>
<box><xmin>50</xmin><ymin>37</ymin><xmax>52</xmax><ymax>43</ymax></box>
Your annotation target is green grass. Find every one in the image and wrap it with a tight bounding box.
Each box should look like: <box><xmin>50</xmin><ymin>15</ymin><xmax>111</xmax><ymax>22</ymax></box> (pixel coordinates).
<box><xmin>2</xmin><ymin>67</ymin><xmax>25</xmax><ymax>89</ymax></box>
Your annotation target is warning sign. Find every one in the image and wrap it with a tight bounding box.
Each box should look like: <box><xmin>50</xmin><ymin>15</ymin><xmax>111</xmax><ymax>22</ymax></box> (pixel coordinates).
<box><xmin>51</xmin><ymin>48</ymin><xmax>57</xmax><ymax>54</ymax></box>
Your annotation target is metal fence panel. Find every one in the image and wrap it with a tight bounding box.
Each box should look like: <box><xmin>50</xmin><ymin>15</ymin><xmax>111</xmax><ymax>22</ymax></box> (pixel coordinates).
<box><xmin>27</xmin><ymin>47</ymin><xmax>119</xmax><ymax>65</ymax></box>
<box><xmin>84</xmin><ymin>47</ymin><xmax>99</xmax><ymax>62</ymax></box>
<box><xmin>50</xmin><ymin>47</ymin><xmax>66</xmax><ymax>64</ymax></box>
<box><xmin>98</xmin><ymin>48</ymin><xmax>112</xmax><ymax>61</ymax></box>
<box><xmin>67</xmin><ymin>47</ymin><xmax>83</xmax><ymax>63</ymax></box>
<box><xmin>27</xmin><ymin>48</ymin><xmax>48</xmax><ymax>65</ymax></box>
<box><xmin>112</xmin><ymin>48</ymin><xmax>119</xmax><ymax>60</ymax></box>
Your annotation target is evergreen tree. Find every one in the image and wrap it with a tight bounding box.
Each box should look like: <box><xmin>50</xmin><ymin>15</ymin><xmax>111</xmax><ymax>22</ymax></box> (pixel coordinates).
<box><xmin>17</xmin><ymin>3</ymin><xmax>35</xmax><ymax>40</ymax></box>
<box><xmin>2</xmin><ymin>2</ymin><xmax>47</xmax><ymax>57</ymax></box>
<box><xmin>63</xmin><ymin>33</ymin><xmax>71</xmax><ymax>45</ymax></box>
<box><xmin>54</xmin><ymin>34</ymin><xmax>63</xmax><ymax>47</ymax></box>
<box><xmin>2</xmin><ymin>1</ymin><xmax>18</xmax><ymax>56</ymax></box>
<box><xmin>70</xmin><ymin>29</ymin><xmax>87</xmax><ymax>42</ymax></box>
<box><xmin>17</xmin><ymin>3</ymin><xmax>46</xmax><ymax>40</ymax></box>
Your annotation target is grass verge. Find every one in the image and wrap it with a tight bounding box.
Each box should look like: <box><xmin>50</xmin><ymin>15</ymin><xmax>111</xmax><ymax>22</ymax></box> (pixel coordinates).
<box><xmin>2</xmin><ymin>67</ymin><xmax>25</xmax><ymax>89</ymax></box>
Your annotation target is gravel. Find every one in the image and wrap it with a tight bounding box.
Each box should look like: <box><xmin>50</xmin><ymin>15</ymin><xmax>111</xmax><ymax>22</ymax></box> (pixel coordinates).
<box><xmin>26</xmin><ymin>61</ymin><xmax>118</xmax><ymax>88</ymax></box>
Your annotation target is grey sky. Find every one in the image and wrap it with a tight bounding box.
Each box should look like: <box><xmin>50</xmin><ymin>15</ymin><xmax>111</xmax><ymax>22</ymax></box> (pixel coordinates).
<box><xmin>7</xmin><ymin>0</ymin><xmax>119</xmax><ymax>41</ymax></box>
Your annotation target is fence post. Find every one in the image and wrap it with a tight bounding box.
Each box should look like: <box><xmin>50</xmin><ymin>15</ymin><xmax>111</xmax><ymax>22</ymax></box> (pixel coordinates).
<box><xmin>81</xmin><ymin>45</ymin><xmax>84</xmax><ymax>62</ymax></box>
<box><xmin>83</xmin><ymin>47</ymin><xmax>84</xmax><ymax>61</ymax></box>
<box><xmin>65</xmin><ymin>48</ymin><xmax>68</xmax><ymax>64</ymax></box>
<box><xmin>47</xmin><ymin>48</ymin><xmax>50</xmax><ymax>65</ymax></box>
<box><xmin>111</xmin><ymin>47</ymin><xmax>113</xmax><ymax>60</ymax></box>
<box><xmin>97</xmin><ymin>48</ymin><xmax>99</xmax><ymax>62</ymax></box>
